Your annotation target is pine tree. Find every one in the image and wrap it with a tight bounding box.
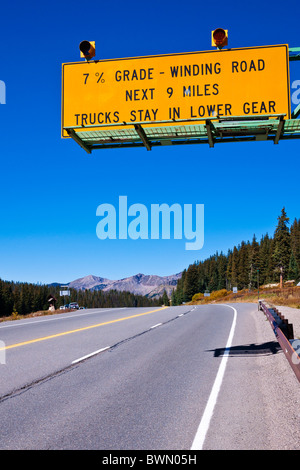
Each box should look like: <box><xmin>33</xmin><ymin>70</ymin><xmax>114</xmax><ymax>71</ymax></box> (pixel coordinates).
<box><xmin>259</xmin><ymin>234</ymin><xmax>271</xmax><ymax>285</ymax></box>
<box><xmin>231</xmin><ymin>246</ymin><xmax>239</xmax><ymax>288</ymax></box>
<box><xmin>197</xmin><ymin>263</ymin><xmax>206</xmax><ymax>292</ymax></box>
<box><xmin>162</xmin><ymin>290</ymin><xmax>169</xmax><ymax>306</ymax></box>
<box><xmin>183</xmin><ymin>263</ymin><xmax>199</xmax><ymax>301</ymax></box>
<box><xmin>0</xmin><ymin>281</ymin><xmax>4</xmax><ymax>316</ymax></box>
<box><xmin>249</xmin><ymin>235</ymin><xmax>260</xmax><ymax>290</ymax></box>
<box><xmin>175</xmin><ymin>269</ymin><xmax>186</xmax><ymax>305</ymax></box>
<box><xmin>237</xmin><ymin>241</ymin><xmax>249</xmax><ymax>289</ymax></box>
<box><xmin>288</xmin><ymin>252</ymin><xmax>299</xmax><ymax>282</ymax></box>
<box><xmin>225</xmin><ymin>249</ymin><xmax>232</xmax><ymax>290</ymax></box>
<box><xmin>208</xmin><ymin>255</ymin><xmax>218</xmax><ymax>292</ymax></box>
<box><xmin>290</xmin><ymin>218</ymin><xmax>300</xmax><ymax>279</ymax></box>
<box><xmin>171</xmin><ymin>289</ymin><xmax>177</xmax><ymax>306</ymax></box>
<box><xmin>217</xmin><ymin>252</ymin><xmax>227</xmax><ymax>290</ymax></box>
<box><xmin>273</xmin><ymin>207</ymin><xmax>291</xmax><ymax>287</ymax></box>
<box><xmin>2</xmin><ymin>282</ymin><xmax>14</xmax><ymax>316</ymax></box>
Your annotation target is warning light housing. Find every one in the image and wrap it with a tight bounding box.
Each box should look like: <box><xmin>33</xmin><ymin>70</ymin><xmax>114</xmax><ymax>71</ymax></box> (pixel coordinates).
<box><xmin>79</xmin><ymin>41</ymin><xmax>96</xmax><ymax>60</ymax></box>
<box><xmin>211</xmin><ymin>29</ymin><xmax>228</xmax><ymax>49</ymax></box>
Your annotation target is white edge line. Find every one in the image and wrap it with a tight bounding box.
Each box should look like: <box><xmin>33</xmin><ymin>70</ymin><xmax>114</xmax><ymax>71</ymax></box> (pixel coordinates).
<box><xmin>190</xmin><ymin>304</ymin><xmax>237</xmax><ymax>450</ymax></box>
<box><xmin>72</xmin><ymin>346</ymin><xmax>110</xmax><ymax>364</ymax></box>
<box><xmin>151</xmin><ymin>323</ymin><xmax>162</xmax><ymax>329</ymax></box>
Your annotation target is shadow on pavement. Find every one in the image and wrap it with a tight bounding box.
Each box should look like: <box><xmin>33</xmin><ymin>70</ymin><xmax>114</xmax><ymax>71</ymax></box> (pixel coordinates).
<box><xmin>207</xmin><ymin>341</ymin><xmax>282</xmax><ymax>357</ymax></box>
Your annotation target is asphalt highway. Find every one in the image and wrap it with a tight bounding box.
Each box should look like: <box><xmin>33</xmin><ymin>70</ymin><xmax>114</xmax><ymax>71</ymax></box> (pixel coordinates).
<box><xmin>0</xmin><ymin>303</ymin><xmax>299</xmax><ymax>450</ymax></box>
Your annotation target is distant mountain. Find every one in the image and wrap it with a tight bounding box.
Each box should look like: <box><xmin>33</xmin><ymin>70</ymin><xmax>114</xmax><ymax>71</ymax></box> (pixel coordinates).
<box><xmin>68</xmin><ymin>274</ymin><xmax>111</xmax><ymax>291</ymax></box>
<box><xmin>62</xmin><ymin>272</ymin><xmax>182</xmax><ymax>298</ymax></box>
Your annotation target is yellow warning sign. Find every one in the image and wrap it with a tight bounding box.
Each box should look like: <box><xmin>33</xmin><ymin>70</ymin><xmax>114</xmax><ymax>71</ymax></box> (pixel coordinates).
<box><xmin>62</xmin><ymin>44</ymin><xmax>291</xmax><ymax>137</ymax></box>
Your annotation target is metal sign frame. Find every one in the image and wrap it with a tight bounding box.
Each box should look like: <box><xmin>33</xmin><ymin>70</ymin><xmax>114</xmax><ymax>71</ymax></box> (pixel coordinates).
<box><xmin>63</xmin><ymin>114</ymin><xmax>300</xmax><ymax>153</ymax></box>
<box><xmin>62</xmin><ymin>46</ymin><xmax>300</xmax><ymax>153</ymax></box>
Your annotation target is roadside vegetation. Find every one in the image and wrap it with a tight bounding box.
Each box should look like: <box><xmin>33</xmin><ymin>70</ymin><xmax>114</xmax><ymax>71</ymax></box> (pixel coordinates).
<box><xmin>172</xmin><ymin>208</ymin><xmax>300</xmax><ymax>307</ymax></box>
<box><xmin>189</xmin><ymin>284</ymin><xmax>300</xmax><ymax>309</ymax></box>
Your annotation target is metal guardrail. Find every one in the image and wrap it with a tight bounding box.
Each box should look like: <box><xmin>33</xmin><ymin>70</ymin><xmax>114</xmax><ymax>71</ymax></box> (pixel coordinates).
<box><xmin>259</xmin><ymin>301</ymin><xmax>300</xmax><ymax>383</ymax></box>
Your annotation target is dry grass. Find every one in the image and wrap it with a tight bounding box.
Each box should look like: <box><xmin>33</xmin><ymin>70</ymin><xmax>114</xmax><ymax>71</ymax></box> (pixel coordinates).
<box><xmin>190</xmin><ymin>286</ymin><xmax>300</xmax><ymax>309</ymax></box>
<box><xmin>0</xmin><ymin>308</ymin><xmax>73</xmax><ymax>323</ymax></box>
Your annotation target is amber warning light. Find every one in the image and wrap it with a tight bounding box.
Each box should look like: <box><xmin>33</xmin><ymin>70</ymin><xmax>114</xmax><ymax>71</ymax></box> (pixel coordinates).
<box><xmin>211</xmin><ymin>28</ymin><xmax>228</xmax><ymax>49</ymax></box>
<box><xmin>79</xmin><ymin>40</ymin><xmax>96</xmax><ymax>60</ymax></box>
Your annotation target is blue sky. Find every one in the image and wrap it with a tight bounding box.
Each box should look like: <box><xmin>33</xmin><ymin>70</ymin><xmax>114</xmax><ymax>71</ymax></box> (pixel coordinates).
<box><xmin>0</xmin><ymin>0</ymin><xmax>299</xmax><ymax>284</ymax></box>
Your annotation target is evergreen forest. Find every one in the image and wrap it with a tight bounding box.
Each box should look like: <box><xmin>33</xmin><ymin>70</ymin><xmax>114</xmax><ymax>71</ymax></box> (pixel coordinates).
<box><xmin>0</xmin><ymin>281</ymin><xmax>164</xmax><ymax>319</ymax></box>
<box><xmin>172</xmin><ymin>208</ymin><xmax>300</xmax><ymax>305</ymax></box>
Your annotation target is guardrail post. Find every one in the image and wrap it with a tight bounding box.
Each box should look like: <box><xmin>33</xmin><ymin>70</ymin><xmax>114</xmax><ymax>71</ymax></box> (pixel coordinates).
<box><xmin>288</xmin><ymin>322</ymin><xmax>294</xmax><ymax>340</ymax></box>
<box><xmin>260</xmin><ymin>302</ymin><xmax>300</xmax><ymax>382</ymax></box>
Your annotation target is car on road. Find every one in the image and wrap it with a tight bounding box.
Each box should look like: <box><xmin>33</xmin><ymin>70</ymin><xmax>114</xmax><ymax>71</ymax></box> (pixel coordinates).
<box><xmin>69</xmin><ymin>302</ymin><xmax>79</xmax><ymax>309</ymax></box>
<box><xmin>64</xmin><ymin>303</ymin><xmax>79</xmax><ymax>310</ymax></box>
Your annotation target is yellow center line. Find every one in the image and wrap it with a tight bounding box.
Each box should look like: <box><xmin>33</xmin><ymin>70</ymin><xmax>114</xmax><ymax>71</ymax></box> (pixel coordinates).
<box><xmin>0</xmin><ymin>306</ymin><xmax>168</xmax><ymax>351</ymax></box>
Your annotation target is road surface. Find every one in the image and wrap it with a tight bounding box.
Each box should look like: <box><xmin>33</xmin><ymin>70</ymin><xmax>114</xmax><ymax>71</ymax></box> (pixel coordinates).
<box><xmin>0</xmin><ymin>303</ymin><xmax>299</xmax><ymax>450</ymax></box>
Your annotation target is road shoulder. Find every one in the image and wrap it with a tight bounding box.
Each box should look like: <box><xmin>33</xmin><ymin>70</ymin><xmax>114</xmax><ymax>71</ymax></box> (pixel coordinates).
<box><xmin>203</xmin><ymin>303</ymin><xmax>300</xmax><ymax>450</ymax></box>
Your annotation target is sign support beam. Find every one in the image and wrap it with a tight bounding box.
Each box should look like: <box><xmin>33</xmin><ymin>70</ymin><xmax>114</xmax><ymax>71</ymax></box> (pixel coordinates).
<box><xmin>134</xmin><ymin>124</ymin><xmax>152</xmax><ymax>151</ymax></box>
<box><xmin>63</xmin><ymin>114</ymin><xmax>300</xmax><ymax>152</ymax></box>
<box><xmin>274</xmin><ymin>116</ymin><xmax>284</xmax><ymax>144</ymax></box>
<box><xmin>205</xmin><ymin>120</ymin><xmax>215</xmax><ymax>148</ymax></box>
<box><xmin>66</xmin><ymin>129</ymin><xmax>92</xmax><ymax>154</ymax></box>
